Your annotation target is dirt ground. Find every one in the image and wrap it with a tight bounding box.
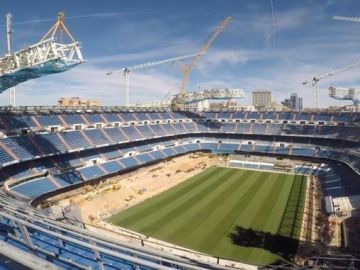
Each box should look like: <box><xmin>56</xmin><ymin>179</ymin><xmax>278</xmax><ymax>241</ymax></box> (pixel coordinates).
<box><xmin>296</xmin><ymin>175</ymin><xmax>321</xmax><ymax>261</ymax></box>
<box><xmin>55</xmin><ymin>153</ymin><xmax>223</xmax><ymax>224</ymax></box>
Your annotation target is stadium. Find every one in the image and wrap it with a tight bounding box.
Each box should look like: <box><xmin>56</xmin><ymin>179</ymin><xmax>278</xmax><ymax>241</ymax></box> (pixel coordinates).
<box><xmin>0</xmin><ymin>109</ymin><xmax>359</xmax><ymax>269</ymax></box>
<box><xmin>1</xmin><ymin>2</ymin><xmax>360</xmax><ymax>270</ymax></box>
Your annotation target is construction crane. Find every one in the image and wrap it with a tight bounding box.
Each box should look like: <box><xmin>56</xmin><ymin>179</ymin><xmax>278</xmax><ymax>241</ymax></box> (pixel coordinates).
<box><xmin>302</xmin><ymin>59</ymin><xmax>360</xmax><ymax>108</ymax></box>
<box><xmin>5</xmin><ymin>13</ymin><xmax>15</xmax><ymax>106</ymax></box>
<box><xmin>178</xmin><ymin>16</ymin><xmax>232</xmax><ymax>95</ymax></box>
<box><xmin>106</xmin><ymin>53</ymin><xmax>199</xmax><ymax>107</ymax></box>
<box><xmin>0</xmin><ymin>12</ymin><xmax>84</xmax><ymax>95</ymax></box>
<box><xmin>302</xmin><ymin>15</ymin><xmax>360</xmax><ymax>109</ymax></box>
<box><xmin>330</xmin><ymin>15</ymin><xmax>360</xmax><ymax>112</ymax></box>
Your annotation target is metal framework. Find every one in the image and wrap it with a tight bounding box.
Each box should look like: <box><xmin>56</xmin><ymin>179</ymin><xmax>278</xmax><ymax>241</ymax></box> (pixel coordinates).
<box><xmin>171</xmin><ymin>88</ymin><xmax>245</xmax><ymax>105</ymax></box>
<box><xmin>5</xmin><ymin>13</ymin><xmax>16</xmax><ymax>107</ymax></box>
<box><xmin>329</xmin><ymin>86</ymin><xmax>360</xmax><ymax>111</ymax></box>
<box><xmin>0</xmin><ymin>12</ymin><xmax>84</xmax><ymax>93</ymax></box>
<box><xmin>178</xmin><ymin>16</ymin><xmax>232</xmax><ymax>94</ymax></box>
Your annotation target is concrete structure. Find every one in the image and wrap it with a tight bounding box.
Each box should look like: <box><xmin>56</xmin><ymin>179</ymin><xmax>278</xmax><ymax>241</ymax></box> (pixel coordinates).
<box><xmin>58</xmin><ymin>97</ymin><xmax>101</xmax><ymax>107</ymax></box>
<box><xmin>252</xmin><ymin>90</ymin><xmax>271</xmax><ymax>111</ymax></box>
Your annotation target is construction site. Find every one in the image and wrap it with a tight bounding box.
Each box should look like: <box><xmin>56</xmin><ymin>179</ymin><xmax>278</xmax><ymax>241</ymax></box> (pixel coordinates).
<box><xmin>0</xmin><ymin>2</ymin><xmax>359</xmax><ymax>270</ymax></box>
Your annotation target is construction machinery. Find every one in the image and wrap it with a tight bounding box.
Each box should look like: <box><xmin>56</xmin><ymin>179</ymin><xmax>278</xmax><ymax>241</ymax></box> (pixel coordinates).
<box><xmin>0</xmin><ymin>12</ymin><xmax>84</xmax><ymax>94</ymax></box>
<box><xmin>302</xmin><ymin>59</ymin><xmax>360</xmax><ymax>108</ymax></box>
<box><xmin>171</xmin><ymin>88</ymin><xmax>245</xmax><ymax>105</ymax></box>
<box><xmin>329</xmin><ymin>86</ymin><xmax>360</xmax><ymax>111</ymax></box>
<box><xmin>178</xmin><ymin>16</ymin><xmax>232</xmax><ymax>95</ymax></box>
<box><xmin>106</xmin><ymin>53</ymin><xmax>199</xmax><ymax>107</ymax></box>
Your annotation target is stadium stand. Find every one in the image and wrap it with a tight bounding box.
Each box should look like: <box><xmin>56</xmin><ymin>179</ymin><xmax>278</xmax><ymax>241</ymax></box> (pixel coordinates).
<box><xmin>0</xmin><ymin>109</ymin><xmax>360</xmax><ymax>269</ymax></box>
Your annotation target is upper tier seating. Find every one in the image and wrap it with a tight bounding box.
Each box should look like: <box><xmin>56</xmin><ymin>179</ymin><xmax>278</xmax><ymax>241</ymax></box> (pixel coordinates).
<box><xmin>0</xmin><ymin>116</ymin><xmax>358</xmax><ymax>170</ymax></box>
<box><xmin>36</xmin><ymin>114</ymin><xmax>62</xmax><ymax>126</ymax></box>
<box><xmin>62</xmin><ymin>114</ymin><xmax>85</xmax><ymax>125</ymax></box>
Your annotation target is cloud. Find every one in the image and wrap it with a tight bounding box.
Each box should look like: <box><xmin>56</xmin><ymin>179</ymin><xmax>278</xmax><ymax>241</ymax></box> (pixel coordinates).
<box><xmin>1</xmin><ymin>62</ymin><xmax>180</xmax><ymax>106</ymax></box>
<box><xmin>1</xmin><ymin>1</ymin><xmax>360</xmax><ymax>110</ymax></box>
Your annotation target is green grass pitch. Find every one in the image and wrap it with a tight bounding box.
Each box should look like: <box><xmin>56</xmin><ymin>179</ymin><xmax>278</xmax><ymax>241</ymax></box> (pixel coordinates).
<box><xmin>108</xmin><ymin>166</ymin><xmax>307</xmax><ymax>265</ymax></box>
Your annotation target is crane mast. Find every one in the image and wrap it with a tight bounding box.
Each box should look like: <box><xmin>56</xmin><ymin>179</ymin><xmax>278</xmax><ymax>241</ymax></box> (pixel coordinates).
<box><xmin>5</xmin><ymin>13</ymin><xmax>15</xmax><ymax>107</ymax></box>
<box><xmin>106</xmin><ymin>53</ymin><xmax>198</xmax><ymax>107</ymax></box>
<box><xmin>179</xmin><ymin>16</ymin><xmax>232</xmax><ymax>95</ymax></box>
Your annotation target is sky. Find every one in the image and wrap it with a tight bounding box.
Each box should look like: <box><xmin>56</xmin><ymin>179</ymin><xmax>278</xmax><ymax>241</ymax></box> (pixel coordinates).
<box><xmin>1</xmin><ymin>0</ymin><xmax>360</xmax><ymax>108</ymax></box>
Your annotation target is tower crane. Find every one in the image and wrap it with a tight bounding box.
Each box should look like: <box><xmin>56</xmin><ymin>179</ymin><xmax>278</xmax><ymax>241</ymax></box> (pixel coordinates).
<box><xmin>302</xmin><ymin>59</ymin><xmax>360</xmax><ymax>108</ymax></box>
<box><xmin>302</xmin><ymin>15</ymin><xmax>360</xmax><ymax>109</ymax></box>
<box><xmin>5</xmin><ymin>13</ymin><xmax>15</xmax><ymax>106</ymax></box>
<box><xmin>178</xmin><ymin>16</ymin><xmax>232</xmax><ymax>95</ymax></box>
<box><xmin>106</xmin><ymin>53</ymin><xmax>198</xmax><ymax>107</ymax></box>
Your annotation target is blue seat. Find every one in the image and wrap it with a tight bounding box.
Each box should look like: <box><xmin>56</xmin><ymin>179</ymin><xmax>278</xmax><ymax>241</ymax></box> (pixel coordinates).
<box><xmin>2</xmin><ymin>136</ymin><xmax>39</xmax><ymax>161</ymax></box>
<box><xmin>222</xmin><ymin>123</ymin><xmax>235</xmax><ymax>133</ymax></box>
<box><xmin>62</xmin><ymin>114</ymin><xmax>85</xmax><ymax>125</ymax></box>
<box><xmin>12</xmin><ymin>177</ymin><xmax>57</xmax><ymax>198</ymax></box>
<box><xmin>36</xmin><ymin>114</ymin><xmax>62</xmax><ymax>127</ymax></box>
<box><xmin>61</xmin><ymin>131</ymin><xmax>92</xmax><ymax>150</ymax></box>
<box><xmin>120</xmin><ymin>156</ymin><xmax>139</xmax><ymax>168</ymax></box>
<box><xmin>103</xmin><ymin>128</ymin><xmax>128</xmax><ymax>143</ymax></box>
<box><xmin>200</xmin><ymin>143</ymin><xmax>218</xmax><ymax>151</ymax></box>
<box><xmin>136</xmin><ymin>153</ymin><xmax>154</xmax><ymax>164</ymax></box>
<box><xmin>252</xmin><ymin>123</ymin><xmax>266</xmax><ymax>134</ymax></box>
<box><xmin>78</xmin><ymin>165</ymin><xmax>106</xmax><ymax>181</ymax></box>
<box><xmin>150</xmin><ymin>151</ymin><xmax>165</xmax><ymax>160</ymax></box>
<box><xmin>102</xmin><ymin>113</ymin><xmax>121</xmax><ymax>123</ymax></box>
<box><xmin>119</xmin><ymin>113</ymin><xmax>137</xmax><ymax>122</ymax></box>
<box><xmin>0</xmin><ymin>147</ymin><xmax>15</xmax><ymax>165</ymax></box>
<box><xmin>236</xmin><ymin>123</ymin><xmax>251</xmax><ymax>133</ymax></box>
<box><xmin>84</xmin><ymin>113</ymin><xmax>103</xmax><ymax>124</ymax></box>
<box><xmin>101</xmin><ymin>160</ymin><xmax>123</xmax><ymax>174</ymax></box>
<box><xmin>83</xmin><ymin>129</ymin><xmax>109</xmax><ymax>146</ymax></box>
<box><xmin>255</xmin><ymin>144</ymin><xmax>273</xmax><ymax>153</ymax></box>
<box><xmin>121</xmin><ymin>126</ymin><xmax>143</xmax><ymax>140</ymax></box>
<box><xmin>136</xmin><ymin>125</ymin><xmax>155</xmax><ymax>139</ymax></box>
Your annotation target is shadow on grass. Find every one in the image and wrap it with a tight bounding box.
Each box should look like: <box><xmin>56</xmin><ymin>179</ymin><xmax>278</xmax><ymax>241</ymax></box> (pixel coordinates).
<box><xmin>229</xmin><ymin>226</ymin><xmax>299</xmax><ymax>263</ymax></box>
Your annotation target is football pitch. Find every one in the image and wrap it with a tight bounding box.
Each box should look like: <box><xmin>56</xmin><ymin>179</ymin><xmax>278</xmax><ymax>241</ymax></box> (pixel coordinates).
<box><xmin>108</xmin><ymin>166</ymin><xmax>307</xmax><ymax>265</ymax></box>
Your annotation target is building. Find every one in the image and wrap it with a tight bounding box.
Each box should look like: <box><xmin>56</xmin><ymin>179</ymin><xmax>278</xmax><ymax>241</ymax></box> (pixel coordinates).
<box><xmin>58</xmin><ymin>97</ymin><xmax>101</xmax><ymax>107</ymax></box>
<box><xmin>252</xmin><ymin>90</ymin><xmax>272</xmax><ymax>111</ymax></box>
<box><xmin>265</xmin><ymin>101</ymin><xmax>288</xmax><ymax>112</ymax></box>
<box><xmin>283</xmin><ymin>93</ymin><xmax>303</xmax><ymax>111</ymax></box>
